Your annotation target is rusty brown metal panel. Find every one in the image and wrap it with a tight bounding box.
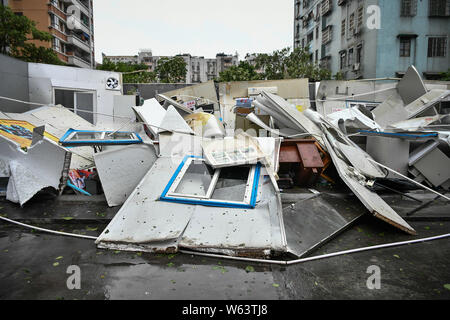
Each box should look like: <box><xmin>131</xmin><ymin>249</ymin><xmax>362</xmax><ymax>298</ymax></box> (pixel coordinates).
<box><xmin>279</xmin><ymin>145</ymin><xmax>301</xmax><ymax>163</ymax></box>
<box><xmin>296</xmin><ymin>142</ymin><xmax>324</xmax><ymax>168</ymax></box>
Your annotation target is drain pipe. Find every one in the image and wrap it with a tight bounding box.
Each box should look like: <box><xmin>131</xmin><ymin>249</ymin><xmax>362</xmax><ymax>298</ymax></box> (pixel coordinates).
<box><xmin>0</xmin><ymin>216</ymin><xmax>98</xmax><ymax>240</ymax></box>
<box><xmin>1</xmin><ymin>216</ymin><xmax>449</xmax><ymax>265</ymax></box>
<box><xmin>181</xmin><ymin>233</ymin><xmax>450</xmax><ymax>266</ymax></box>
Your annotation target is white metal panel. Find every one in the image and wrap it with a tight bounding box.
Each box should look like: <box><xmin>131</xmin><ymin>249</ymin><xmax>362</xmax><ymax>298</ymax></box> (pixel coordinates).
<box><xmin>94</xmin><ymin>144</ymin><xmax>158</xmax><ymax>207</ymax></box>
<box><xmin>323</xmin><ymin>135</ymin><xmax>416</xmax><ymax>235</ymax></box>
<box><xmin>132</xmin><ymin>98</ymin><xmax>167</xmax><ymax>136</ymax></box>
<box><xmin>158</xmin><ymin>105</ymin><xmax>193</xmax><ymax>134</ymax></box>
<box><xmin>179</xmin><ymin>174</ymin><xmax>287</xmax><ymax>254</ymax></box>
<box><xmin>95</xmin><ymin>157</ymin><xmax>196</xmax><ymax>249</ymax></box>
<box><xmin>0</xmin><ymin>135</ymin><xmax>67</xmax><ymax>205</ymax></box>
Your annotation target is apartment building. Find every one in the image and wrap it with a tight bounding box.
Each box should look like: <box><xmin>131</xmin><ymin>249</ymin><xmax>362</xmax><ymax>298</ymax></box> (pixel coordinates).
<box><xmin>103</xmin><ymin>51</ymin><xmax>239</xmax><ymax>84</ymax></box>
<box><xmin>7</xmin><ymin>0</ymin><xmax>95</xmax><ymax>69</ymax></box>
<box><xmin>294</xmin><ymin>0</ymin><xmax>450</xmax><ymax>79</ymax></box>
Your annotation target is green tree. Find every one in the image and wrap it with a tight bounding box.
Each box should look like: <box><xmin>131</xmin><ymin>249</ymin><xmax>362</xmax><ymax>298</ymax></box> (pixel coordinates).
<box><xmin>155</xmin><ymin>56</ymin><xmax>187</xmax><ymax>83</ymax></box>
<box><xmin>96</xmin><ymin>58</ymin><xmax>157</xmax><ymax>83</ymax></box>
<box><xmin>218</xmin><ymin>61</ymin><xmax>262</xmax><ymax>82</ymax></box>
<box><xmin>439</xmin><ymin>69</ymin><xmax>450</xmax><ymax>81</ymax></box>
<box><xmin>0</xmin><ymin>5</ymin><xmax>63</xmax><ymax>65</ymax></box>
<box><xmin>252</xmin><ymin>46</ymin><xmax>331</xmax><ymax>82</ymax></box>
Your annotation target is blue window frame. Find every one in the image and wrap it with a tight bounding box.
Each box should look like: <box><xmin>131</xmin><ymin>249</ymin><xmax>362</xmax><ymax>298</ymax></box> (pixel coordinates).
<box><xmin>59</xmin><ymin>129</ymin><xmax>143</xmax><ymax>147</ymax></box>
<box><xmin>160</xmin><ymin>155</ymin><xmax>261</xmax><ymax>209</ymax></box>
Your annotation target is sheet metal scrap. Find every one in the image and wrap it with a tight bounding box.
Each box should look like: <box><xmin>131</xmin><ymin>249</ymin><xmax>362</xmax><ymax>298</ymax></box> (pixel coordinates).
<box><xmin>258</xmin><ymin>90</ymin><xmax>417</xmax><ymax>235</ymax></box>
<box><xmin>95</xmin><ymin>156</ymin><xmax>287</xmax><ymax>257</ymax></box>
<box><xmin>94</xmin><ymin>144</ymin><xmax>158</xmax><ymax>207</ymax></box>
<box><xmin>0</xmin><ymin>131</ymin><xmax>69</xmax><ymax>206</ymax></box>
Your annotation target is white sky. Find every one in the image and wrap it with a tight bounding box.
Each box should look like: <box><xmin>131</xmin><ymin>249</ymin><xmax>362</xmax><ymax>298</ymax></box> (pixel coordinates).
<box><xmin>93</xmin><ymin>0</ymin><xmax>294</xmax><ymax>64</ymax></box>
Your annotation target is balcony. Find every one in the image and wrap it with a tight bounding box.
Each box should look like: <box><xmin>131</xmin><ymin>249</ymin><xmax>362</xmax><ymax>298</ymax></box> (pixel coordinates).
<box><xmin>66</xmin><ymin>14</ymin><xmax>90</xmax><ymax>34</ymax></box>
<box><xmin>67</xmin><ymin>53</ymin><xmax>91</xmax><ymax>68</ymax></box>
<box><xmin>67</xmin><ymin>34</ymin><xmax>91</xmax><ymax>53</ymax></box>
<box><xmin>72</xmin><ymin>0</ymin><xmax>90</xmax><ymax>16</ymax></box>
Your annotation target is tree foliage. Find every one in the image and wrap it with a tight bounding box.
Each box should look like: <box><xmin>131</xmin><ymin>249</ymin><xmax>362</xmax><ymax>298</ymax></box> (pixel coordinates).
<box><xmin>155</xmin><ymin>56</ymin><xmax>187</xmax><ymax>83</ymax></box>
<box><xmin>96</xmin><ymin>58</ymin><xmax>157</xmax><ymax>83</ymax></box>
<box><xmin>218</xmin><ymin>61</ymin><xmax>262</xmax><ymax>82</ymax></box>
<box><xmin>0</xmin><ymin>5</ymin><xmax>63</xmax><ymax>65</ymax></box>
<box><xmin>252</xmin><ymin>46</ymin><xmax>332</xmax><ymax>82</ymax></box>
<box><xmin>439</xmin><ymin>69</ymin><xmax>450</xmax><ymax>81</ymax></box>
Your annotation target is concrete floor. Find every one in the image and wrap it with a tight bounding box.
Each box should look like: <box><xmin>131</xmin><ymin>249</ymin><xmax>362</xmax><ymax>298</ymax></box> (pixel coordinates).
<box><xmin>0</xmin><ymin>194</ymin><xmax>449</xmax><ymax>300</ymax></box>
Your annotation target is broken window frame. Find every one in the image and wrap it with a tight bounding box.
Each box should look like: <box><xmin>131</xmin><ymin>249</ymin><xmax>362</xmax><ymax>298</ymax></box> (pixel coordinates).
<box><xmin>160</xmin><ymin>155</ymin><xmax>261</xmax><ymax>209</ymax></box>
<box><xmin>59</xmin><ymin>129</ymin><xmax>143</xmax><ymax>146</ymax></box>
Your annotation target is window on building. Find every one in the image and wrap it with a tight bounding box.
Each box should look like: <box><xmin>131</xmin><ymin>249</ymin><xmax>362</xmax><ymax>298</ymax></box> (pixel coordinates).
<box><xmin>401</xmin><ymin>0</ymin><xmax>418</xmax><ymax>16</ymax></box>
<box><xmin>52</xmin><ymin>37</ymin><xmax>61</xmax><ymax>51</ymax></box>
<box><xmin>14</xmin><ymin>12</ymin><xmax>23</xmax><ymax>16</ymax></box>
<box><xmin>357</xmin><ymin>6</ymin><xmax>364</xmax><ymax>29</ymax></box>
<box><xmin>356</xmin><ymin>45</ymin><xmax>363</xmax><ymax>64</ymax></box>
<box><xmin>302</xmin><ymin>38</ymin><xmax>305</xmax><ymax>48</ymax></box>
<box><xmin>316</xmin><ymin>26</ymin><xmax>319</xmax><ymax>39</ymax></box>
<box><xmin>428</xmin><ymin>37</ymin><xmax>447</xmax><ymax>57</ymax></box>
<box><xmin>349</xmin><ymin>13</ymin><xmax>355</xmax><ymax>34</ymax></box>
<box><xmin>348</xmin><ymin>48</ymin><xmax>354</xmax><ymax>66</ymax></box>
<box><xmin>399</xmin><ymin>38</ymin><xmax>411</xmax><ymax>57</ymax></box>
<box><xmin>54</xmin><ymin>89</ymin><xmax>95</xmax><ymax>124</ymax></box>
<box><xmin>307</xmin><ymin>31</ymin><xmax>314</xmax><ymax>43</ymax></box>
<box><xmin>429</xmin><ymin>0</ymin><xmax>450</xmax><ymax>17</ymax></box>
<box><xmin>315</xmin><ymin>50</ymin><xmax>319</xmax><ymax>62</ymax></box>
<box><xmin>341</xmin><ymin>19</ymin><xmax>346</xmax><ymax>37</ymax></box>
<box><xmin>340</xmin><ymin>51</ymin><xmax>346</xmax><ymax>69</ymax></box>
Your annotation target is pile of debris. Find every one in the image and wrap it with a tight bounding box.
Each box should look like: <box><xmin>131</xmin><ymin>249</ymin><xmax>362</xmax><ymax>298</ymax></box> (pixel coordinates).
<box><xmin>0</xmin><ymin>65</ymin><xmax>449</xmax><ymax>259</ymax></box>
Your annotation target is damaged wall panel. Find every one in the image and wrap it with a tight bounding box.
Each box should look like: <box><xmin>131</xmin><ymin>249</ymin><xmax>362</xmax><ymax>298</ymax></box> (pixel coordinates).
<box><xmin>94</xmin><ymin>144</ymin><xmax>158</xmax><ymax>207</ymax></box>
<box><xmin>0</xmin><ymin>134</ymin><xmax>68</xmax><ymax>205</ymax></box>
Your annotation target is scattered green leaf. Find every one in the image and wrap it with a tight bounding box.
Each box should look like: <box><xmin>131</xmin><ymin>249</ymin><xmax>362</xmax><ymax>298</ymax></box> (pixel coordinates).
<box><xmin>272</xmin><ymin>283</ymin><xmax>280</xmax><ymax>288</ymax></box>
<box><xmin>55</xmin><ymin>256</ymin><xmax>63</xmax><ymax>260</ymax></box>
<box><xmin>393</xmin><ymin>254</ymin><xmax>400</xmax><ymax>259</ymax></box>
<box><xmin>53</xmin><ymin>262</ymin><xmax>59</xmax><ymax>267</ymax></box>
<box><xmin>167</xmin><ymin>262</ymin><xmax>175</xmax><ymax>267</ymax></box>
<box><xmin>86</xmin><ymin>226</ymin><xmax>98</xmax><ymax>231</ymax></box>
<box><xmin>245</xmin><ymin>266</ymin><xmax>255</xmax><ymax>273</ymax></box>
<box><xmin>62</xmin><ymin>217</ymin><xmax>74</xmax><ymax>221</ymax></box>
<box><xmin>444</xmin><ymin>284</ymin><xmax>450</xmax><ymax>291</ymax></box>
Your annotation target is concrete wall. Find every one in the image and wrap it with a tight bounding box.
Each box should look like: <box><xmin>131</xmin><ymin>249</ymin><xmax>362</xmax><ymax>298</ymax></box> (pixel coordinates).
<box><xmin>0</xmin><ymin>54</ymin><xmax>30</xmax><ymax>113</ymax></box>
<box><xmin>377</xmin><ymin>0</ymin><xmax>450</xmax><ymax>78</ymax></box>
<box><xmin>123</xmin><ymin>83</ymin><xmax>193</xmax><ymax>100</ymax></box>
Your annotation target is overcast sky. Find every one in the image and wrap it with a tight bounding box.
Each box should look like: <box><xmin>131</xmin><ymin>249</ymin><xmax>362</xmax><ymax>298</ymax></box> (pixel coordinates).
<box><xmin>93</xmin><ymin>0</ymin><xmax>294</xmax><ymax>64</ymax></box>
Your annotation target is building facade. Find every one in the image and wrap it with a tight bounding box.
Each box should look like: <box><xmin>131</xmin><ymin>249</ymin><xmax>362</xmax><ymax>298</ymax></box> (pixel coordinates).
<box><xmin>294</xmin><ymin>0</ymin><xmax>450</xmax><ymax>80</ymax></box>
<box><xmin>7</xmin><ymin>0</ymin><xmax>95</xmax><ymax>69</ymax></box>
<box><xmin>103</xmin><ymin>51</ymin><xmax>239</xmax><ymax>84</ymax></box>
